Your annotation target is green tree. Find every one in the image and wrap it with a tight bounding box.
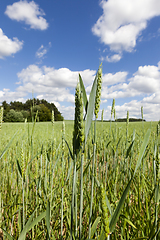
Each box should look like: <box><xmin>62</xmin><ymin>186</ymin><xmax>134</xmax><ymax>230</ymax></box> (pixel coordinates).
<box><xmin>10</xmin><ymin>101</ymin><xmax>23</xmax><ymax>111</ymax></box>
<box><xmin>32</xmin><ymin>104</ymin><xmax>51</xmax><ymax>121</ymax></box>
<box><xmin>2</xmin><ymin>101</ymin><xmax>10</xmax><ymax>121</ymax></box>
<box><xmin>21</xmin><ymin>110</ymin><xmax>30</xmax><ymax>119</ymax></box>
<box><xmin>5</xmin><ymin>109</ymin><xmax>24</xmax><ymax>122</ymax></box>
<box><xmin>2</xmin><ymin>98</ymin><xmax>64</xmax><ymax>122</ymax></box>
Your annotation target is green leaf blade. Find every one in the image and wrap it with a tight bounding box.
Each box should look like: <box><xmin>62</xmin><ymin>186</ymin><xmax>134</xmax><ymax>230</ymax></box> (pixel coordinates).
<box><xmin>91</xmin><ymin>216</ymin><xmax>101</xmax><ymax>238</ymax></box>
<box><xmin>109</xmin><ymin>179</ymin><xmax>132</xmax><ymax>233</ymax></box>
<box><xmin>84</xmin><ymin>71</ymin><xmax>98</xmax><ymax>146</ymax></box>
<box><xmin>134</xmin><ymin>129</ymin><xmax>151</xmax><ymax>176</ymax></box>
<box><xmin>79</xmin><ymin>73</ymin><xmax>88</xmax><ymax>114</ymax></box>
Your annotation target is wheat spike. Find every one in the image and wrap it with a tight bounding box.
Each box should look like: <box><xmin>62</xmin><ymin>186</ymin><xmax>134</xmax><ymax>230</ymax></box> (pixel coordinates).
<box><xmin>73</xmin><ymin>82</ymin><xmax>84</xmax><ymax>154</ymax></box>
<box><xmin>94</xmin><ymin>65</ymin><xmax>102</xmax><ymax>119</ymax></box>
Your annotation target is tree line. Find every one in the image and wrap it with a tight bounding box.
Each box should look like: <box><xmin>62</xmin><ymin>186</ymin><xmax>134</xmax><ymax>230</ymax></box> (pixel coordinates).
<box><xmin>115</xmin><ymin>118</ymin><xmax>146</xmax><ymax>122</ymax></box>
<box><xmin>102</xmin><ymin>118</ymin><xmax>146</xmax><ymax>122</ymax></box>
<box><xmin>1</xmin><ymin>98</ymin><xmax>64</xmax><ymax>122</ymax></box>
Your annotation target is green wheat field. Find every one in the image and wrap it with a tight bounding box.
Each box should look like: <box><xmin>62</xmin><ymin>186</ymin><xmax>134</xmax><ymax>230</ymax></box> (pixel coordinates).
<box><xmin>0</xmin><ymin>65</ymin><xmax>160</xmax><ymax>239</ymax></box>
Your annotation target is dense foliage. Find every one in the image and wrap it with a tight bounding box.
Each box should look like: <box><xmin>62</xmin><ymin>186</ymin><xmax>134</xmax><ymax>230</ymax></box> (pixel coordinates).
<box><xmin>1</xmin><ymin>98</ymin><xmax>63</xmax><ymax>122</ymax></box>
<box><xmin>115</xmin><ymin>118</ymin><xmax>146</xmax><ymax>122</ymax></box>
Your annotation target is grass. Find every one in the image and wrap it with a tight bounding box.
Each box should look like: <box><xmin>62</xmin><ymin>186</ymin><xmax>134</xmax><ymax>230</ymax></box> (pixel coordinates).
<box><xmin>0</xmin><ymin>120</ymin><xmax>159</xmax><ymax>239</ymax></box>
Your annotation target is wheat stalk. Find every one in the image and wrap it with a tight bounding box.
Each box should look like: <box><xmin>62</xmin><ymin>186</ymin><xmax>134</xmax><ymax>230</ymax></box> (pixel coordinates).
<box><xmin>0</xmin><ymin>107</ymin><xmax>3</xmax><ymax>131</ymax></box>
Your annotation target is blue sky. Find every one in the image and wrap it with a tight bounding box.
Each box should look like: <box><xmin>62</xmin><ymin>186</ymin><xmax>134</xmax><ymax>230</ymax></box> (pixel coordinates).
<box><xmin>0</xmin><ymin>0</ymin><xmax>160</xmax><ymax>121</ymax></box>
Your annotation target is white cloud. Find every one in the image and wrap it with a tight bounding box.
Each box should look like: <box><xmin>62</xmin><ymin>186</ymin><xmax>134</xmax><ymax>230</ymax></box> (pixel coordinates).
<box><xmin>13</xmin><ymin>65</ymin><xmax>96</xmax><ymax>119</ymax></box>
<box><xmin>5</xmin><ymin>0</ymin><xmax>48</xmax><ymax>30</ymax></box>
<box><xmin>0</xmin><ymin>88</ymin><xmax>26</xmax><ymax>104</ymax></box>
<box><xmin>102</xmin><ymin>99</ymin><xmax>160</xmax><ymax>121</ymax></box>
<box><xmin>0</xmin><ymin>28</ymin><xmax>23</xmax><ymax>59</ymax></box>
<box><xmin>103</xmin><ymin>71</ymin><xmax>128</xmax><ymax>86</ymax></box>
<box><xmin>36</xmin><ymin>42</ymin><xmax>51</xmax><ymax>59</ymax></box>
<box><xmin>56</xmin><ymin>105</ymin><xmax>75</xmax><ymax>120</ymax></box>
<box><xmin>136</xmin><ymin>64</ymin><xmax>160</xmax><ymax>78</ymax></box>
<box><xmin>100</xmin><ymin>63</ymin><xmax>160</xmax><ymax>102</ymax></box>
<box><xmin>0</xmin><ymin>91</ymin><xmax>4</xmax><ymax>98</ymax></box>
<box><xmin>17</xmin><ymin>64</ymin><xmax>96</xmax><ymax>89</ymax></box>
<box><xmin>116</xmin><ymin>100</ymin><xmax>160</xmax><ymax>121</ymax></box>
<box><xmin>106</xmin><ymin>54</ymin><xmax>122</xmax><ymax>62</ymax></box>
<box><xmin>129</xmin><ymin>75</ymin><xmax>160</xmax><ymax>93</ymax></box>
<box><xmin>86</xmin><ymin>71</ymin><xmax>127</xmax><ymax>94</ymax></box>
<box><xmin>142</xmin><ymin>93</ymin><xmax>160</xmax><ymax>104</ymax></box>
<box><xmin>128</xmin><ymin>64</ymin><xmax>160</xmax><ymax>93</ymax></box>
<box><xmin>36</xmin><ymin>45</ymin><xmax>47</xmax><ymax>58</ymax></box>
<box><xmin>64</xmin><ymin>107</ymin><xmax>75</xmax><ymax>120</ymax></box>
<box><xmin>92</xmin><ymin>0</ymin><xmax>160</xmax><ymax>53</ymax></box>
<box><xmin>100</xmin><ymin>62</ymin><xmax>160</xmax><ymax>121</ymax></box>
<box><xmin>14</xmin><ymin>65</ymin><xmax>98</xmax><ymax>119</ymax></box>
<box><xmin>102</xmin><ymin>87</ymin><xmax>140</xmax><ymax>100</ymax></box>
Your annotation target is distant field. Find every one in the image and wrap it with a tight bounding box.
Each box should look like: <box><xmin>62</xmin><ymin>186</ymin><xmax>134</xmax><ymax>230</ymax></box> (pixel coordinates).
<box><xmin>0</xmin><ymin>120</ymin><xmax>158</xmax><ymax>142</ymax></box>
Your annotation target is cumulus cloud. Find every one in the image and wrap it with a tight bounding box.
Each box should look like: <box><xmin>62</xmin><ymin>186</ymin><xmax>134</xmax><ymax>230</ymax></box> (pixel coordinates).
<box><xmin>36</xmin><ymin>42</ymin><xmax>51</xmax><ymax>59</ymax></box>
<box><xmin>110</xmin><ymin>100</ymin><xmax>142</xmax><ymax>119</ymax></box>
<box><xmin>0</xmin><ymin>28</ymin><xmax>23</xmax><ymax>59</ymax></box>
<box><xmin>0</xmin><ymin>91</ymin><xmax>4</xmax><ymax>98</ymax></box>
<box><xmin>5</xmin><ymin>0</ymin><xmax>48</xmax><ymax>30</ymax></box>
<box><xmin>129</xmin><ymin>75</ymin><xmax>160</xmax><ymax>93</ymax></box>
<box><xmin>0</xmin><ymin>88</ymin><xmax>26</xmax><ymax>104</ymax></box>
<box><xmin>14</xmin><ymin>65</ymin><xmax>97</xmax><ymax>119</ymax></box>
<box><xmin>102</xmin><ymin>98</ymin><xmax>160</xmax><ymax>121</ymax></box>
<box><xmin>128</xmin><ymin>64</ymin><xmax>160</xmax><ymax>93</ymax></box>
<box><xmin>36</xmin><ymin>45</ymin><xmax>47</xmax><ymax>58</ymax></box>
<box><xmin>15</xmin><ymin>65</ymin><xmax>97</xmax><ymax>114</ymax></box>
<box><xmin>142</xmin><ymin>93</ymin><xmax>160</xmax><ymax>104</ymax></box>
<box><xmin>100</xmin><ymin>62</ymin><xmax>160</xmax><ymax>102</ymax></box>
<box><xmin>106</xmin><ymin>54</ymin><xmax>122</xmax><ymax>62</ymax></box>
<box><xmin>97</xmin><ymin>61</ymin><xmax>160</xmax><ymax>121</ymax></box>
<box><xmin>103</xmin><ymin>71</ymin><xmax>128</xmax><ymax>86</ymax></box>
<box><xmin>92</xmin><ymin>0</ymin><xmax>160</xmax><ymax>54</ymax></box>
<box><xmin>59</xmin><ymin>105</ymin><xmax>75</xmax><ymax>120</ymax></box>
<box><xmin>120</xmin><ymin>101</ymin><xmax>159</xmax><ymax>121</ymax></box>
<box><xmin>17</xmin><ymin>64</ymin><xmax>96</xmax><ymax>89</ymax></box>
